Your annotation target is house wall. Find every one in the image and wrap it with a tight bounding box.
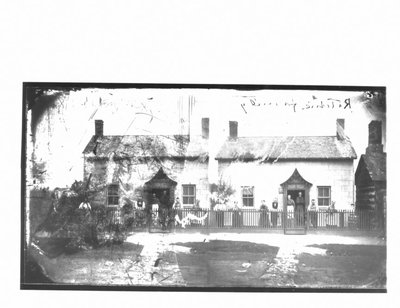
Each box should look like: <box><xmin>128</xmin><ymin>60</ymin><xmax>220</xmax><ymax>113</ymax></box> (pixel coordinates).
<box><xmin>218</xmin><ymin>160</ymin><xmax>355</xmax><ymax>210</ymax></box>
<box><xmin>83</xmin><ymin>156</ymin><xmax>210</xmax><ymax>208</ymax></box>
<box><xmin>355</xmin><ymin>167</ymin><xmax>376</xmax><ymax>210</ymax></box>
<box><xmin>174</xmin><ymin>159</ymin><xmax>210</xmax><ymax>208</ymax></box>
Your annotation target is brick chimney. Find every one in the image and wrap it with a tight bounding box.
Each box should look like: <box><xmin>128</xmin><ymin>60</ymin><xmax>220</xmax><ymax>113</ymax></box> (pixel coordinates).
<box><xmin>201</xmin><ymin>118</ymin><xmax>209</xmax><ymax>139</ymax></box>
<box><xmin>95</xmin><ymin>120</ymin><xmax>104</xmax><ymax>137</ymax></box>
<box><xmin>229</xmin><ymin>121</ymin><xmax>238</xmax><ymax>140</ymax></box>
<box><xmin>366</xmin><ymin>120</ymin><xmax>383</xmax><ymax>154</ymax></box>
<box><xmin>336</xmin><ymin>118</ymin><xmax>345</xmax><ymax>140</ymax></box>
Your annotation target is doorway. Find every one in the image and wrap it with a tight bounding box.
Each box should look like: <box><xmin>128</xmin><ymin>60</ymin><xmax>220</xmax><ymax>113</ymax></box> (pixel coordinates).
<box><xmin>148</xmin><ymin>189</ymin><xmax>171</xmax><ymax>209</ymax></box>
<box><xmin>281</xmin><ymin>169</ymin><xmax>312</xmax><ymax>234</ymax></box>
<box><xmin>144</xmin><ymin>167</ymin><xmax>177</xmax><ymax>232</ymax></box>
<box><xmin>287</xmin><ymin>189</ymin><xmax>306</xmax><ymax>228</ymax></box>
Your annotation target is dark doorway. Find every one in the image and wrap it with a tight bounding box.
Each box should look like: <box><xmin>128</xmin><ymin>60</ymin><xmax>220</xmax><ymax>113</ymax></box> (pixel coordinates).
<box><xmin>288</xmin><ymin>189</ymin><xmax>306</xmax><ymax>228</ymax></box>
<box><xmin>149</xmin><ymin>189</ymin><xmax>171</xmax><ymax>209</ymax></box>
<box><xmin>288</xmin><ymin>189</ymin><xmax>306</xmax><ymax>211</ymax></box>
<box><xmin>144</xmin><ymin>167</ymin><xmax>177</xmax><ymax>232</ymax></box>
<box><xmin>281</xmin><ymin>169</ymin><xmax>312</xmax><ymax>235</ymax></box>
<box><xmin>144</xmin><ymin>167</ymin><xmax>177</xmax><ymax>210</ymax></box>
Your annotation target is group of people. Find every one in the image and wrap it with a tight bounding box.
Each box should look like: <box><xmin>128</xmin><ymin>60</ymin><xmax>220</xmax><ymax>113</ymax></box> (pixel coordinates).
<box><xmin>287</xmin><ymin>192</ymin><xmax>319</xmax><ymax>228</ymax></box>
<box><xmin>132</xmin><ymin>191</ymin><xmax>320</xmax><ymax>229</ymax></box>
<box><xmin>259</xmin><ymin>199</ymin><xmax>279</xmax><ymax>227</ymax></box>
<box><xmin>285</xmin><ymin>192</ymin><xmax>305</xmax><ymax>227</ymax></box>
<box><xmin>259</xmin><ymin>192</ymin><xmax>319</xmax><ymax>228</ymax></box>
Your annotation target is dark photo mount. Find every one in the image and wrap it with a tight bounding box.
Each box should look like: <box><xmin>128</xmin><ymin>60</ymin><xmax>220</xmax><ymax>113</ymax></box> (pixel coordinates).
<box><xmin>21</xmin><ymin>83</ymin><xmax>386</xmax><ymax>292</ymax></box>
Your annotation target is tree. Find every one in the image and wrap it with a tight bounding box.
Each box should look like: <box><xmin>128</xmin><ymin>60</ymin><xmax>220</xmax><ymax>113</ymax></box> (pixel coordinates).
<box><xmin>209</xmin><ymin>177</ymin><xmax>235</xmax><ymax>208</ymax></box>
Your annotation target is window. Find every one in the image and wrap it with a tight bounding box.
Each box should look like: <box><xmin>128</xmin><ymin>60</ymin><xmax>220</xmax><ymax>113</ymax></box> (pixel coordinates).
<box><xmin>107</xmin><ymin>184</ymin><xmax>119</xmax><ymax>206</ymax></box>
<box><xmin>242</xmin><ymin>186</ymin><xmax>254</xmax><ymax>207</ymax></box>
<box><xmin>182</xmin><ymin>184</ymin><xmax>196</xmax><ymax>206</ymax></box>
<box><xmin>318</xmin><ymin>186</ymin><xmax>331</xmax><ymax>206</ymax></box>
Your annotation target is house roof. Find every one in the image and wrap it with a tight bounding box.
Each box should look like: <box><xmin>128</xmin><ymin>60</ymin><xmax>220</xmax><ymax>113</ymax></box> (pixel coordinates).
<box><xmin>83</xmin><ymin>135</ymin><xmax>209</xmax><ymax>159</ymax></box>
<box><xmin>215</xmin><ymin>136</ymin><xmax>357</xmax><ymax>161</ymax></box>
<box><xmin>356</xmin><ymin>152</ymin><xmax>386</xmax><ymax>182</ymax></box>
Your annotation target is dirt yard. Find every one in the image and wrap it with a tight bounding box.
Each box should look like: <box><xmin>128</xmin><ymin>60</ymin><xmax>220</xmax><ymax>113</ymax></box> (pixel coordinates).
<box><xmin>173</xmin><ymin>240</ymin><xmax>280</xmax><ymax>287</ymax></box>
<box><xmin>294</xmin><ymin>244</ymin><xmax>386</xmax><ymax>288</ymax></box>
<box><xmin>25</xmin><ymin>232</ymin><xmax>386</xmax><ymax>290</ymax></box>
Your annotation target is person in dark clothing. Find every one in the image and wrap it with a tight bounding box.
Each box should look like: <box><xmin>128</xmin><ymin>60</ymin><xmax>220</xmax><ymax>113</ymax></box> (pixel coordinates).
<box><xmin>159</xmin><ymin>190</ymin><xmax>170</xmax><ymax>230</ymax></box>
<box><xmin>271</xmin><ymin>198</ymin><xmax>278</xmax><ymax>227</ymax></box>
<box><xmin>295</xmin><ymin>192</ymin><xmax>305</xmax><ymax>226</ymax></box>
<box><xmin>232</xmin><ymin>201</ymin><xmax>243</xmax><ymax>228</ymax></box>
<box><xmin>259</xmin><ymin>200</ymin><xmax>269</xmax><ymax>228</ymax></box>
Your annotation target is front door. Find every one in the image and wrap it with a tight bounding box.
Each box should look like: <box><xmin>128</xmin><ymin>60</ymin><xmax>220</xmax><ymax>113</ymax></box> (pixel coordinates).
<box><xmin>144</xmin><ymin>167</ymin><xmax>177</xmax><ymax>233</ymax></box>
<box><xmin>287</xmin><ymin>189</ymin><xmax>306</xmax><ymax>229</ymax></box>
<box><xmin>281</xmin><ymin>169</ymin><xmax>312</xmax><ymax>235</ymax></box>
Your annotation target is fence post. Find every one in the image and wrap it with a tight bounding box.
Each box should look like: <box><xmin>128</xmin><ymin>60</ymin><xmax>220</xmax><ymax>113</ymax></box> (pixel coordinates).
<box><xmin>208</xmin><ymin>208</ymin><xmax>211</xmax><ymax>229</ymax></box>
<box><xmin>339</xmin><ymin>210</ymin><xmax>344</xmax><ymax>228</ymax></box>
<box><xmin>147</xmin><ymin>208</ymin><xmax>151</xmax><ymax>233</ymax></box>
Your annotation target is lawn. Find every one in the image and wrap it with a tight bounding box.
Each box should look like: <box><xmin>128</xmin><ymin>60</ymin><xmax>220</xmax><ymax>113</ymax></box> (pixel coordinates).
<box><xmin>294</xmin><ymin>244</ymin><xmax>386</xmax><ymax>289</ymax></box>
<box><xmin>173</xmin><ymin>240</ymin><xmax>280</xmax><ymax>287</ymax></box>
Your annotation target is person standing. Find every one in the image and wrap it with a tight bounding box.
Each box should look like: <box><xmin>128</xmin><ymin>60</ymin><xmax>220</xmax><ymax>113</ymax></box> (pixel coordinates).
<box><xmin>151</xmin><ymin>193</ymin><xmax>160</xmax><ymax>210</ymax></box>
<box><xmin>192</xmin><ymin>199</ymin><xmax>203</xmax><ymax>227</ymax></box>
<box><xmin>271</xmin><ymin>198</ymin><xmax>278</xmax><ymax>227</ymax></box>
<box><xmin>308</xmin><ymin>199</ymin><xmax>318</xmax><ymax>228</ymax></box>
<box><xmin>295</xmin><ymin>192</ymin><xmax>305</xmax><ymax>226</ymax></box>
<box><xmin>259</xmin><ymin>200</ymin><xmax>269</xmax><ymax>228</ymax></box>
<box><xmin>287</xmin><ymin>195</ymin><xmax>295</xmax><ymax>228</ymax></box>
<box><xmin>159</xmin><ymin>190</ymin><xmax>170</xmax><ymax>230</ymax></box>
<box><xmin>173</xmin><ymin>196</ymin><xmax>181</xmax><ymax>210</ymax></box>
<box><xmin>173</xmin><ymin>196</ymin><xmax>182</xmax><ymax>221</ymax></box>
<box><xmin>136</xmin><ymin>198</ymin><xmax>145</xmax><ymax>209</ymax></box>
<box><xmin>232</xmin><ymin>201</ymin><xmax>243</xmax><ymax>228</ymax></box>
<box><xmin>149</xmin><ymin>193</ymin><xmax>160</xmax><ymax>228</ymax></box>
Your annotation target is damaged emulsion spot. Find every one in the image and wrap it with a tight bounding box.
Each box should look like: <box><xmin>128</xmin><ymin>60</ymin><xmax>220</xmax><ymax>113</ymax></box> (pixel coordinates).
<box><xmin>27</xmin><ymin>86</ymin><xmax>82</xmax><ymax>139</ymax></box>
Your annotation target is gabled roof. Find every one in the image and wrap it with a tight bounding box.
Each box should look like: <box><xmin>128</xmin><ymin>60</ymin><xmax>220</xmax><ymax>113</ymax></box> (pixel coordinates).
<box><xmin>215</xmin><ymin>136</ymin><xmax>357</xmax><ymax>161</ymax></box>
<box><xmin>355</xmin><ymin>152</ymin><xmax>386</xmax><ymax>182</ymax></box>
<box><xmin>145</xmin><ymin>167</ymin><xmax>177</xmax><ymax>185</ymax></box>
<box><xmin>281</xmin><ymin>168</ymin><xmax>312</xmax><ymax>186</ymax></box>
<box><xmin>83</xmin><ymin>135</ymin><xmax>209</xmax><ymax>159</ymax></box>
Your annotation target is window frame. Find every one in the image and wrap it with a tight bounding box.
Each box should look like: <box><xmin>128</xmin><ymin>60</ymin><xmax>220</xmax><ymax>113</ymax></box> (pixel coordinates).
<box><xmin>107</xmin><ymin>183</ymin><xmax>119</xmax><ymax>206</ymax></box>
<box><xmin>182</xmin><ymin>184</ymin><xmax>196</xmax><ymax>206</ymax></box>
<box><xmin>241</xmin><ymin>186</ymin><xmax>255</xmax><ymax>207</ymax></box>
<box><xmin>317</xmin><ymin>186</ymin><xmax>331</xmax><ymax>206</ymax></box>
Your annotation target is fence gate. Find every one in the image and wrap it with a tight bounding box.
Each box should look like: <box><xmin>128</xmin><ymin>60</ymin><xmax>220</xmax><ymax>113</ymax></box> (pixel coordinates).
<box><xmin>283</xmin><ymin>208</ymin><xmax>307</xmax><ymax>235</ymax></box>
<box><xmin>148</xmin><ymin>209</ymin><xmax>175</xmax><ymax>233</ymax></box>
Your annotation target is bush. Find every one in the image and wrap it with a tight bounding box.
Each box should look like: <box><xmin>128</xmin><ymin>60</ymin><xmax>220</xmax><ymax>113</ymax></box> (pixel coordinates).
<box><xmin>34</xmin><ymin>181</ymin><xmax>129</xmax><ymax>254</ymax></box>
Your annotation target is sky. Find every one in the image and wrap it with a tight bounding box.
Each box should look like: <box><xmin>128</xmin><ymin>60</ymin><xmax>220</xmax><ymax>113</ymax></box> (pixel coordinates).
<box><xmin>27</xmin><ymin>87</ymin><xmax>386</xmax><ymax>189</ymax></box>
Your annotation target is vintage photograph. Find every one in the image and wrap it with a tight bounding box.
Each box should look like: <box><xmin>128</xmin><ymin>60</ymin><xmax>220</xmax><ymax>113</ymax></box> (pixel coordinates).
<box><xmin>22</xmin><ymin>84</ymin><xmax>386</xmax><ymax>290</ymax></box>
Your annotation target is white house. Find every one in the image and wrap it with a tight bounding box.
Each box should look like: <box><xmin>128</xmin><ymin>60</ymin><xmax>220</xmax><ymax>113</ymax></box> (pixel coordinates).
<box><xmin>83</xmin><ymin>119</ymin><xmax>211</xmax><ymax>210</ymax></box>
<box><xmin>215</xmin><ymin>119</ymin><xmax>357</xmax><ymax>211</ymax></box>
<box><xmin>82</xmin><ymin>115</ymin><xmax>357</xmax><ymax>214</ymax></box>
